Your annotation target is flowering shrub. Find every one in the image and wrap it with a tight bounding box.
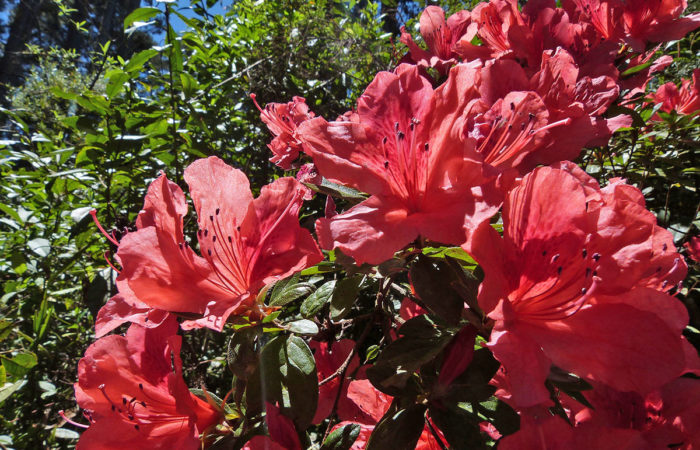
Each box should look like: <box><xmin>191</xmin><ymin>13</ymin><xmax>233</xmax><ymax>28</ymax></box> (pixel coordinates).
<box><xmin>56</xmin><ymin>1</ymin><xmax>700</xmax><ymax>448</ymax></box>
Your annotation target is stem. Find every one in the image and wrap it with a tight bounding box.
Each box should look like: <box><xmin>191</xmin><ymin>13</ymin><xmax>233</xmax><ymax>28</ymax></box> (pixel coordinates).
<box><xmin>164</xmin><ymin>4</ymin><xmax>183</xmax><ymax>181</ymax></box>
<box><xmin>425</xmin><ymin>414</ymin><xmax>448</xmax><ymax>450</ymax></box>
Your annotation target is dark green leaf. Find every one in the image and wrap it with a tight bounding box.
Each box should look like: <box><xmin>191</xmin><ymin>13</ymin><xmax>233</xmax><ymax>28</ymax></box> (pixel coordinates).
<box><xmin>366</xmin><ymin>404</ymin><xmax>426</xmax><ymax>450</ymax></box>
<box><xmin>124</xmin><ymin>7</ymin><xmax>161</xmax><ymax>29</ymax></box>
<box><xmin>367</xmin><ymin>315</ymin><xmax>453</xmax><ymax>395</ymax></box>
<box><xmin>330</xmin><ymin>276</ymin><xmax>362</xmax><ymax>320</ymax></box>
<box><xmin>429</xmin><ymin>404</ymin><xmax>485</xmax><ymax>449</ymax></box>
<box><xmin>321</xmin><ymin>423</ymin><xmax>361</xmax><ymax>450</ymax></box>
<box><xmin>300</xmin><ymin>280</ymin><xmax>336</xmax><ymax>318</ymax></box>
<box><xmin>286</xmin><ymin>319</ymin><xmax>319</xmax><ymax>336</ymax></box>
<box><xmin>269</xmin><ymin>279</ymin><xmax>315</xmax><ymax>307</ymax></box>
<box><xmin>409</xmin><ymin>254</ymin><xmax>463</xmax><ymax>325</ymax></box>
<box><xmin>227</xmin><ymin>327</ymin><xmax>261</xmax><ymax>380</ymax></box>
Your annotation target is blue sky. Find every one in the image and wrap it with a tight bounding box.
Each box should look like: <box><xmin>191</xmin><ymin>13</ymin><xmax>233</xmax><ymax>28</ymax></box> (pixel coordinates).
<box><xmin>170</xmin><ymin>0</ymin><xmax>229</xmax><ymax>32</ymax></box>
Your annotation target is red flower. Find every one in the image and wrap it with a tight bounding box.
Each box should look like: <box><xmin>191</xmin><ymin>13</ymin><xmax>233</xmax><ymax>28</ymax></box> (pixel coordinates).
<box><xmin>114</xmin><ymin>156</ymin><xmax>322</xmax><ymax>331</ymax></box>
<box><xmin>251</xmin><ymin>94</ymin><xmax>315</xmax><ymax>169</ymax></box>
<box><xmin>500</xmin><ymin>378</ymin><xmax>700</xmax><ymax>449</ymax></box>
<box><xmin>297</xmin><ymin>64</ymin><xmax>498</xmax><ymax>265</ymax></box>
<box><xmin>310</xmin><ymin>339</ymin><xmax>361</xmax><ymax>424</ymax></box>
<box><xmin>652</xmin><ymin>69</ymin><xmax>700</xmax><ymax>116</ymax></box>
<box><xmin>94</xmin><ymin>294</ymin><xmax>170</xmax><ymax>338</ymax></box>
<box><xmin>454</xmin><ymin>0</ymin><xmax>524</xmax><ymax>63</ymax></box>
<box><xmin>400</xmin><ymin>6</ymin><xmax>475</xmax><ymax>75</ymax></box>
<box><xmin>685</xmin><ymin>235</ymin><xmax>700</xmax><ymax>263</ymax></box>
<box><xmin>464</xmin><ymin>49</ymin><xmax>628</xmax><ymax>174</ymax></box>
<box><xmin>455</xmin><ymin>0</ymin><xmax>619</xmax><ymax>78</ymax></box>
<box><xmin>74</xmin><ymin>317</ymin><xmax>222</xmax><ymax>449</ymax></box>
<box><xmin>464</xmin><ymin>163</ymin><xmax>689</xmax><ymax>408</ymax></box>
<box><xmin>621</xmin><ymin>0</ymin><xmax>700</xmax><ymax>52</ymax></box>
<box><xmin>567</xmin><ymin>0</ymin><xmax>624</xmax><ymax>42</ymax></box>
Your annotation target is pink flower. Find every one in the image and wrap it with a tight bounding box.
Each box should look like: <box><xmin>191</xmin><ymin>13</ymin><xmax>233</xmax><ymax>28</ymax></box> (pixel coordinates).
<box><xmin>74</xmin><ymin>317</ymin><xmax>222</xmax><ymax>449</ymax></box>
<box><xmin>500</xmin><ymin>378</ymin><xmax>700</xmax><ymax>449</ymax></box>
<box><xmin>297</xmin><ymin>64</ymin><xmax>498</xmax><ymax>265</ymax></box>
<box><xmin>464</xmin><ymin>163</ymin><xmax>689</xmax><ymax>408</ymax></box>
<box><xmin>112</xmin><ymin>156</ymin><xmax>322</xmax><ymax>331</ymax></box>
<box><xmin>652</xmin><ymin>69</ymin><xmax>700</xmax><ymax>116</ymax></box>
<box><xmin>684</xmin><ymin>235</ymin><xmax>700</xmax><ymax>263</ymax></box>
<box><xmin>400</xmin><ymin>6</ymin><xmax>475</xmax><ymax>75</ymax></box>
<box><xmin>252</xmin><ymin>94</ymin><xmax>315</xmax><ymax>169</ymax></box>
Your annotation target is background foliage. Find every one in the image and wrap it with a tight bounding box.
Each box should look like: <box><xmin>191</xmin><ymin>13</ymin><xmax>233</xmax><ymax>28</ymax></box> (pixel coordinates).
<box><xmin>0</xmin><ymin>0</ymin><xmax>697</xmax><ymax>448</ymax></box>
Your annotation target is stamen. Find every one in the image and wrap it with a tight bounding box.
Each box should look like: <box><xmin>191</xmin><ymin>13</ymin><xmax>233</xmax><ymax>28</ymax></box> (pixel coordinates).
<box><xmin>59</xmin><ymin>410</ymin><xmax>90</xmax><ymax>429</ymax></box>
<box><xmin>103</xmin><ymin>251</ymin><xmax>121</xmax><ymax>274</ymax></box>
<box><xmin>89</xmin><ymin>210</ymin><xmax>119</xmax><ymax>246</ymax></box>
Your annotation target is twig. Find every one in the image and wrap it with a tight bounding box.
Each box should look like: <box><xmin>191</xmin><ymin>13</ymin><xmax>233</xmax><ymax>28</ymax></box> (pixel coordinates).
<box><xmin>425</xmin><ymin>415</ymin><xmax>448</xmax><ymax>450</ymax></box>
<box><xmin>321</xmin><ymin>277</ymin><xmax>395</xmax><ymax>441</ymax></box>
<box><xmin>192</xmin><ymin>57</ymin><xmax>271</xmax><ymax>101</ymax></box>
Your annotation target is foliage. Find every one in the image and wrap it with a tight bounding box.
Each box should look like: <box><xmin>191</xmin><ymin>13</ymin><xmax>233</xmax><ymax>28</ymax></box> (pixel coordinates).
<box><xmin>0</xmin><ymin>1</ymin><xmax>392</xmax><ymax>447</ymax></box>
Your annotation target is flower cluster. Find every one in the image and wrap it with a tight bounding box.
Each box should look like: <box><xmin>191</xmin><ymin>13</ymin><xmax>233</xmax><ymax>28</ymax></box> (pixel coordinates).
<box><xmin>71</xmin><ymin>0</ymin><xmax>700</xmax><ymax>448</ymax></box>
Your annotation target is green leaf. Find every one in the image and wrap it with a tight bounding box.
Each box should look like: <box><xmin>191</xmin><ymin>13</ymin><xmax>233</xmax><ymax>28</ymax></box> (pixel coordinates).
<box><xmin>124</xmin><ymin>49</ymin><xmax>159</xmax><ymax>73</ymax></box>
<box><xmin>0</xmin><ymin>380</ymin><xmax>25</xmax><ymax>404</ymax></box>
<box><xmin>180</xmin><ymin>72</ymin><xmax>199</xmax><ymax>97</ymax></box>
<box><xmin>0</xmin><ymin>320</ymin><xmax>13</xmax><ymax>343</ymax></box>
<box><xmin>27</xmin><ymin>238</ymin><xmax>51</xmax><ymax>257</ymax></box>
<box><xmin>53</xmin><ymin>428</ymin><xmax>80</xmax><ymax>440</ymax></box>
<box><xmin>409</xmin><ymin>254</ymin><xmax>464</xmax><ymax>325</ymax></box>
<box><xmin>366</xmin><ymin>404</ymin><xmax>426</xmax><ymax>450</ymax></box>
<box><xmin>621</xmin><ymin>61</ymin><xmax>652</xmax><ymax>78</ymax></box>
<box><xmin>124</xmin><ymin>7</ymin><xmax>161</xmax><ymax>29</ymax></box>
<box><xmin>330</xmin><ymin>276</ymin><xmax>362</xmax><ymax>320</ymax></box>
<box><xmin>227</xmin><ymin>327</ymin><xmax>261</xmax><ymax>380</ymax></box>
<box><xmin>321</xmin><ymin>423</ymin><xmax>361</xmax><ymax>450</ymax></box>
<box><xmin>247</xmin><ymin>335</ymin><xmax>318</xmax><ymax>429</ymax></box>
<box><xmin>308</xmin><ymin>177</ymin><xmax>366</xmax><ymax>200</ymax></box>
<box><xmin>2</xmin><ymin>352</ymin><xmax>37</xmax><ymax>379</ymax></box>
<box><xmin>286</xmin><ymin>319</ymin><xmax>319</xmax><ymax>336</ymax></box>
<box><xmin>0</xmin><ymin>204</ymin><xmax>22</xmax><ymax>223</ymax></box>
<box><xmin>105</xmin><ymin>69</ymin><xmax>131</xmax><ymax>99</ymax></box>
<box><xmin>444</xmin><ymin>348</ymin><xmax>499</xmax><ymax>403</ymax></box>
<box><xmin>300</xmin><ymin>280</ymin><xmax>336</xmax><ymax>318</ymax></box>
<box><xmin>49</xmin><ymin>87</ymin><xmax>77</xmax><ymax>101</ymax></box>
<box><xmin>428</xmin><ymin>404</ymin><xmax>485</xmax><ymax>449</ymax></box>
<box><xmin>269</xmin><ymin>279</ymin><xmax>315</xmax><ymax>307</ymax></box>
<box><xmin>367</xmin><ymin>315</ymin><xmax>454</xmax><ymax>395</ymax></box>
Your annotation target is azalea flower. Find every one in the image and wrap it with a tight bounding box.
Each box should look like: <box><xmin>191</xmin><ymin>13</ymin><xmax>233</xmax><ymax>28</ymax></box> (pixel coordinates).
<box><xmin>297</xmin><ymin>63</ymin><xmax>499</xmax><ymax>265</ymax></box>
<box><xmin>113</xmin><ymin>156</ymin><xmax>322</xmax><ymax>331</ymax></box>
<box><xmin>621</xmin><ymin>0</ymin><xmax>700</xmax><ymax>52</ymax></box>
<box><xmin>455</xmin><ymin>0</ymin><xmax>619</xmax><ymax>78</ymax></box>
<box><xmin>400</xmin><ymin>6</ymin><xmax>474</xmax><ymax>75</ymax></box>
<box><xmin>652</xmin><ymin>69</ymin><xmax>700</xmax><ymax>116</ymax></box>
<box><xmin>566</xmin><ymin>0</ymin><xmax>624</xmax><ymax>42</ymax></box>
<box><xmin>73</xmin><ymin>317</ymin><xmax>222</xmax><ymax>449</ymax></box>
<box><xmin>685</xmin><ymin>235</ymin><xmax>700</xmax><ymax>263</ymax></box>
<box><xmin>310</xmin><ymin>339</ymin><xmax>362</xmax><ymax>424</ymax></box>
<box><xmin>251</xmin><ymin>94</ymin><xmax>315</xmax><ymax>169</ymax></box>
<box><xmin>499</xmin><ymin>378</ymin><xmax>700</xmax><ymax>449</ymax></box>
<box><xmin>464</xmin><ymin>49</ymin><xmax>627</xmax><ymax>174</ymax></box>
<box><xmin>464</xmin><ymin>162</ymin><xmax>690</xmax><ymax>408</ymax></box>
